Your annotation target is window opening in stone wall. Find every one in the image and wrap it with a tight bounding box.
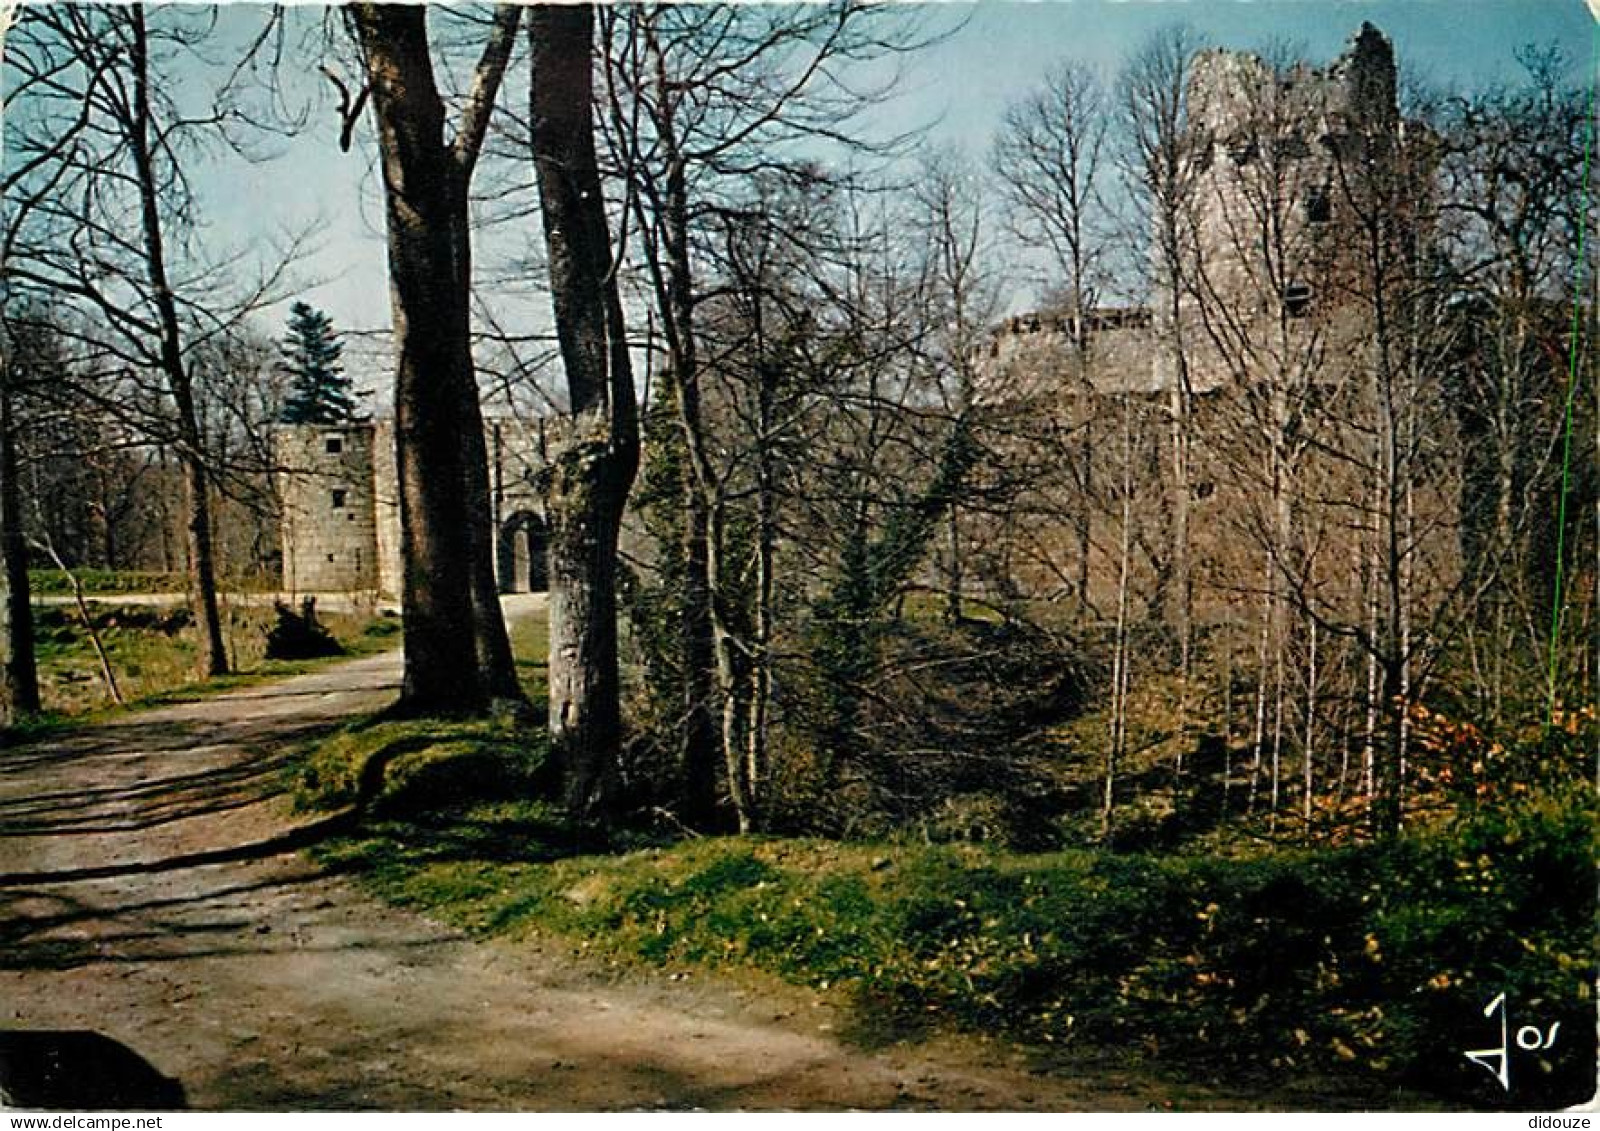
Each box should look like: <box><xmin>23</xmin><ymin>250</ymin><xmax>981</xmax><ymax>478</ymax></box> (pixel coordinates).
<box><xmin>1284</xmin><ymin>282</ymin><xmax>1314</xmax><ymax>317</ymax></box>
<box><xmin>1306</xmin><ymin>189</ymin><xmax>1332</xmax><ymax>224</ymax></box>
<box><xmin>332</xmin><ymin>488</ymin><xmax>347</xmax><ymax>509</ymax></box>
<box><xmin>326</xmin><ymin>435</ymin><xmax>343</xmax><ymax>454</ymax></box>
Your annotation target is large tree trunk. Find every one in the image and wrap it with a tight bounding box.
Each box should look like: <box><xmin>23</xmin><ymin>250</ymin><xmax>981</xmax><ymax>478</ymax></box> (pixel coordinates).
<box><xmin>177</xmin><ymin>428</ymin><xmax>228</xmax><ymax>677</ymax></box>
<box><xmin>0</xmin><ymin>371</ymin><xmax>39</xmax><ymax>717</ymax></box>
<box><xmin>355</xmin><ymin>4</ymin><xmax>521</xmax><ymax>711</ymax></box>
<box><xmin>462</xmin><ymin>409</ymin><xmax>521</xmax><ymax>701</ymax></box>
<box><xmin>677</xmin><ymin>470</ymin><xmax>721</xmax><ymax>823</ymax></box>
<box><xmin>528</xmin><ymin>3</ymin><xmax>640</xmax><ymax>818</ymax></box>
<box><xmin>353</xmin><ymin>5</ymin><xmax>487</xmax><ymax>714</ymax></box>
<box><xmin>129</xmin><ymin>9</ymin><xmax>228</xmax><ymax>678</ymax></box>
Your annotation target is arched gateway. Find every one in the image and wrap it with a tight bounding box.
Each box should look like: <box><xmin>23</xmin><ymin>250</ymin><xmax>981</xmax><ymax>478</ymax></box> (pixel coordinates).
<box><xmin>496</xmin><ymin>510</ymin><xmax>549</xmax><ymax>594</ymax></box>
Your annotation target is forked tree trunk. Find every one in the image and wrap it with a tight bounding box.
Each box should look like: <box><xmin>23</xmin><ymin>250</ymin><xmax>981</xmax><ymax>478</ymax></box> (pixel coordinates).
<box><xmin>355</xmin><ymin>7</ymin><xmax>482</xmax><ymax>713</ymax></box>
<box><xmin>352</xmin><ymin>3</ymin><xmax>521</xmax><ymax>714</ymax></box>
<box><xmin>528</xmin><ymin>3</ymin><xmax>640</xmax><ymax>818</ymax></box>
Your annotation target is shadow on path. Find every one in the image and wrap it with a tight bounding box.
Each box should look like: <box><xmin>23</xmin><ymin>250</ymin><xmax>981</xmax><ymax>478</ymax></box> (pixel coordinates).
<box><xmin>0</xmin><ymin>810</ymin><xmax>355</xmax><ymax>888</ymax></box>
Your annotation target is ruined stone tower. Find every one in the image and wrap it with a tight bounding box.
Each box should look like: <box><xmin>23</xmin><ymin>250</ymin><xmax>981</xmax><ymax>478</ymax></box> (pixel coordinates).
<box><xmin>1162</xmin><ymin>21</ymin><xmax>1406</xmax><ymax>393</ymax></box>
<box><xmin>977</xmin><ymin>23</ymin><xmax>1413</xmax><ymax>398</ymax></box>
<box><xmin>959</xmin><ymin>24</ymin><xmax>1423</xmax><ymax>606</ymax></box>
<box><xmin>275</xmin><ymin>418</ymin><xmax>555</xmax><ymax>597</ymax></box>
<box><xmin>276</xmin><ymin>423</ymin><xmax>380</xmax><ymax>592</ymax></box>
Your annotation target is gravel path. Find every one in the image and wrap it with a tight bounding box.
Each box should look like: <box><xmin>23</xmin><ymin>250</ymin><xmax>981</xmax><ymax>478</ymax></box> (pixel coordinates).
<box><xmin>1</xmin><ymin>603</ymin><xmax>1252</xmax><ymax>1112</ymax></box>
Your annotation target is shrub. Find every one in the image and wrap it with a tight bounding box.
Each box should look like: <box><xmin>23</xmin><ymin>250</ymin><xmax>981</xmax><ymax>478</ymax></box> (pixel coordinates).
<box><xmin>265</xmin><ymin>598</ymin><xmax>344</xmax><ymax>661</ymax></box>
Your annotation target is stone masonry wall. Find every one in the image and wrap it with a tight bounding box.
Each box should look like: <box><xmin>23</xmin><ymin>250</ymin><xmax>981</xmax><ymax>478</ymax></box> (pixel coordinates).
<box><xmin>276</xmin><ymin>424</ymin><xmax>379</xmax><ymax>592</ymax></box>
<box><xmin>371</xmin><ymin>419</ymin><xmax>403</xmax><ymax>600</ymax></box>
<box><xmin>279</xmin><ymin>417</ymin><xmax>554</xmax><ymax>600</ymax></box>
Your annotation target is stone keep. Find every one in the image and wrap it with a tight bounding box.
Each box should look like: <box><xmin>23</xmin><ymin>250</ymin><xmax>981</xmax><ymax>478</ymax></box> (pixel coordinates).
<box><xmin>978</xmin><ymin>22</ymin><xmax>1415</xmax><ymax>397</ymax></box>
<box><xmin>275</xmin><ymin>419</ymin><xmax>555</xmax><ymax>598</ymax></box>
<box><xmin>276</xmin><ymin>424</ymin><xmax>379</xmax><ymax>592</ymax></box>
<box><xmin>1159</xmin><ymin>21</ymin><xmax>1406</xmax><ymax>394</ymax></box>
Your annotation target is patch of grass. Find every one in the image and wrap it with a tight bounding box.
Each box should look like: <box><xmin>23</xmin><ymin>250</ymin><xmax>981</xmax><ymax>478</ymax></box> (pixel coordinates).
<box><xmin>26</xmin><ymin>569</ymin><xmax>188</xmax><ymax>595</ymax></box>
<box><xmin>26</xmin><ymin>569</ymin><xmax>282</xmax><ymax>595</ymax></box>
<box><xmin>509</xmin><ymin>612</ymin><xmax>550</xmax><ymax>701</ymax></box>
<box><xmin>314</xmin><ymin>782</ymin><xmax>1595</xmax><ymax>1109</ymax></box>
<box><xmin>294</xmin><ymin>714</ymin><xmax>548</xmax><ymax>816</ymax></box>
<box><xmin>10</xmin><ymin>601</ymin><xmax>394</xmax><ymax>730</ymax></box>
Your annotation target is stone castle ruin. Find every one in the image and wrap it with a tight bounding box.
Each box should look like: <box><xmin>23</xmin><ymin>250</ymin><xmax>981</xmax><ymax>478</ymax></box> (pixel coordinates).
<box><xmin>963</xmin><ymin>22</ymin><xmax>1435</xmax><ymax>610</ymax></box>
<box><xmin>276</xmin><ymin>417</ymin><xmax>555</xmax><ymax>597</ymax></box>
<box><xmin>277</xmin><ymin>25</ymin><xmax>1415</xmax><ymax>600</ymax></box>
<box><xmin>977</xmin><ymin>21</ymin><xmax>1415</xmax><ymax>398</ymax></box>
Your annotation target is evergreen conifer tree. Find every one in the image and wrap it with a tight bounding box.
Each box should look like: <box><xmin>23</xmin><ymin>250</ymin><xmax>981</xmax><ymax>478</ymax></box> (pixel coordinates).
<box><xmin>279</xmin><ymin>301</ymin><xmax>354</xmax><ymax>424</ymax></box>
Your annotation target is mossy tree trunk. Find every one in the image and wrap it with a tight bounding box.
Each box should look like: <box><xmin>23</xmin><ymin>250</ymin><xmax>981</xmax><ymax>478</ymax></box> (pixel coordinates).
<box><xmin>528</xmin><ymin>3</ymin><xmax>641</xmax><ymax>818</ymax></box>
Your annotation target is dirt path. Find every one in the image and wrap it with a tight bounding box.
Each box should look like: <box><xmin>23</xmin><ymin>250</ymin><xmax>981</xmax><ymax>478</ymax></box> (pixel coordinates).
<box><xmin>2</xmin><ymin>610</ymin><xmax>1254</xmax><ymax>1112</ymax></box>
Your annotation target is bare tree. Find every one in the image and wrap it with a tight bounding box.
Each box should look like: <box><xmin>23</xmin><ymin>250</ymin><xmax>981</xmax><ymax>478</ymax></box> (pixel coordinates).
<box><xmin>4</xmin><ymin>6</ymin><xmax>310</xmax><ymax>679</ymax></box>
<box><xmin>346</xmin><ymin>3</ymin><xmax>522</xmax><ymax>713</ymax></box>
<box><xmin>909</xmin><ymin>150</ymin><xmax>1009</xmax><ymax>623</ymax></box>
<box><xmin>598</xmin><ymin>1</ymin><xmax>935</xmax><ymax>827</ymax></box>
<box><xmin>994</xmin><ymin>61</ymin><xmax>1111</xmax><ymax>610</ymax></box>
<box><xmin>1437</xmin><ymin>50</ymin><xmax>1591</xmax><ymax>726</ymax></box>
<box><xmin>701</xmin><ymin>180</ymin><xmax>838</xmax><ymax>830</ymax></box>
<box><xmin>525</xmin><ymin>2</ymin><xmax>641</xmax><ymax>818</ymax></box>
<box><xmin>1119</xmin><ymin>26</ymin><xmax>1207</xmax><ymax>775</ymax></box>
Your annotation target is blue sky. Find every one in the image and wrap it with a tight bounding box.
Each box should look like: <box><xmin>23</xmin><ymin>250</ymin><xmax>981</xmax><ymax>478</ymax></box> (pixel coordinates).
<box><xmin>176</xmin><ymin>1</ymin><xmax>1598</xmax><ymax>359</ymax></box>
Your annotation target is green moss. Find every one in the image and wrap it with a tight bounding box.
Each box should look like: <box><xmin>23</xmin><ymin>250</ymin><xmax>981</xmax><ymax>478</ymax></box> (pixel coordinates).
<box><xmin>293</xmin><ymin>716</ymin><xmax>548</xmax><ymax>815</ymax></box>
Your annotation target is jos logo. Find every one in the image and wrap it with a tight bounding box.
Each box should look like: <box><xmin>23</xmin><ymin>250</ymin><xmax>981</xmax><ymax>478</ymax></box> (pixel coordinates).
<box><xmin>1463</xmin><ymin>993</ymin><xmax>1560</xmax><ymax>1092</ymax></box>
